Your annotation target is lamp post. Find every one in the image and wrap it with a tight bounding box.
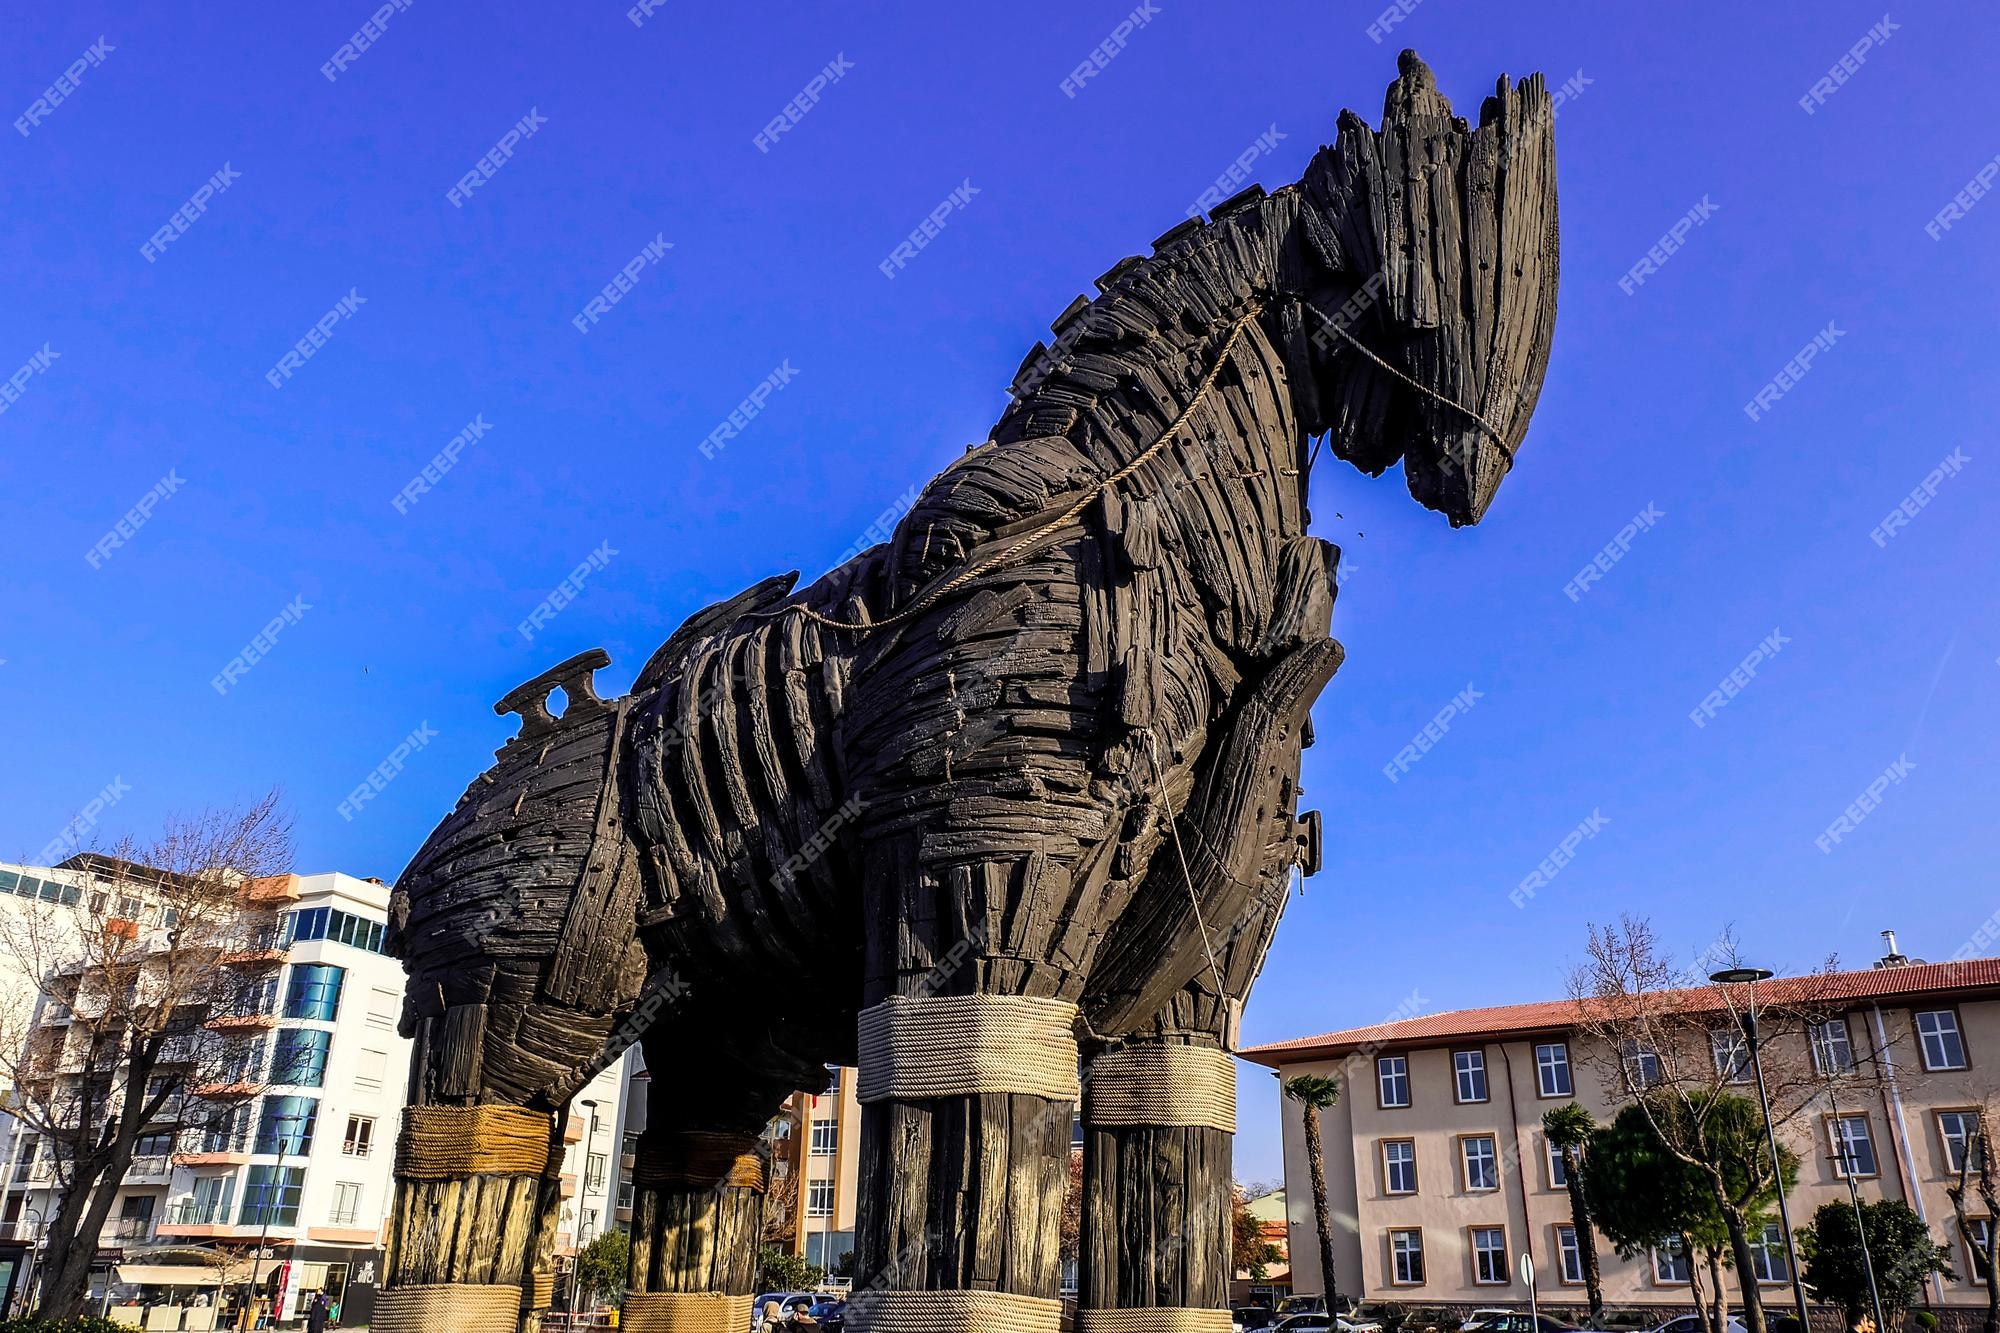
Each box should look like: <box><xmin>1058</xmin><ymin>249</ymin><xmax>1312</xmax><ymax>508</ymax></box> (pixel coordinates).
<box><xmin>570</xmin><ymin>1099</ymin><xmax>600</xmax><ymax>1318</ymax></box>
<box><xmin>1711</xmin><ymin>966</ymin><xmax>1813</xmax><ymax>1330</ymax></box>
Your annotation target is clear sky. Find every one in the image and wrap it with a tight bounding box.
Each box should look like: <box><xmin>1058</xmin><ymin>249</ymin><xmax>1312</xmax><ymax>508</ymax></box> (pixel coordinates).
<box><xmin>6</xmin><ymin>3</ymin><xmax>1997</xmax><ymax>1185</ymax></box>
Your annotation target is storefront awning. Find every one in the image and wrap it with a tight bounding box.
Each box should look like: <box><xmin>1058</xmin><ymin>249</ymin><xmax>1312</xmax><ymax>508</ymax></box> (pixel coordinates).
<box><xmin>114</xmin><ymin>1263</ymin><xmax>252</xmax><ymax>1287</ymax></box>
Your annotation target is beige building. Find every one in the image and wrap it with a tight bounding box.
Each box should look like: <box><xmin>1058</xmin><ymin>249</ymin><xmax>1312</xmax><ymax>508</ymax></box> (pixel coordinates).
<box><xmin>1243</xmin><ymin>945</ymin><xmax>1999</xmax><ymax>1316</ymax></box>
<box><xmin>779</xmin><ymin>1067</ymin><xmax>861</xmax><ymax>1272</ymax></box>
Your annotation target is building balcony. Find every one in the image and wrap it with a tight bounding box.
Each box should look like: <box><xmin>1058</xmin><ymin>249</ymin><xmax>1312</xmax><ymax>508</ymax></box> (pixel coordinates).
<box><xmin>205</xmin><ymin>1009</ymin><xmax>279</xmax><ymax>1031</ymax></box>
<box><xmin>129</xmin><ymin>1154</ymin><xmax>172</xmax><ymax>1180</ymax></box>
<box><xmin>192</xmin><ymin>1079</ymin><xmax>265</xmax><ymax>1099</ymax></box>
<box><xmin>559</xmin><ymin>1172</ymin><xmax>578</xmax><ymax>1200</ymax></box>
<box><xmin>110</xmin><ymin>1217</ymin><xmax>157</xmax><ymax>1242</ymax></box>
<box><xmin>219</xmin><ymin>929</ymin><xmax>287</xmax><ymax>966</ymax></box>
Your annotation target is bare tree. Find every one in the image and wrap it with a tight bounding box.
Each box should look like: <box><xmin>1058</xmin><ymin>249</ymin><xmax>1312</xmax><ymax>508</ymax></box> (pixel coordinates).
<box><xmin>1945</xmin><ymin>1112</ymin><xmax>1999</xmax><ymax>1333</ymax></box>
<box><xmin>1569</xmin><ymin>917</ymin><xmax>1883</xmax><ymax>1333</ymax></box>
<box><xmin>0</xmin><ymin>794</ymin><xmax>291</xmax><ymax>1318</ymax></box>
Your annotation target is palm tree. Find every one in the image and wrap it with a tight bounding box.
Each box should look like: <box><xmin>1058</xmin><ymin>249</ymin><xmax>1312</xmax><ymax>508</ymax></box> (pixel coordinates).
<box><xmin>1285</xmin><ymin>1074</ymin><xmax>1343</xmax><ymax>1310</ymax></box>
<box><xmin>1544</xmin><ymin>1103</ymin><xmax>1605</xmax><ymax>1328</ymax></box>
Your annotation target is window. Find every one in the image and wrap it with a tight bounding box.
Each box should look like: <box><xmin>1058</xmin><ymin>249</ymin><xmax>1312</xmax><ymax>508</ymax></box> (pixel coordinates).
<box><xmin>1383</xmin><ymin>1140</ymin><xmax>1417</xmax><ymax>1194</ymax></box>
<box><xmin>271</xmin><ymin>1028</ymin><xmax>332</xmax><ymax>1087</ymax></box>
<box><xmin>1811</xmin><ymin>1017</ymin><xmax>1856</xmax><ymax>1075</ymax></box>
<box><xmin>1917</xmin><ymin>1010</ymin><xmax>1969</xmax><ymax>1071</ymax></box>
<box><xmin>1967</xmin><ymin>1217</ymin><xmax>1994</xmax><ymax>1284</ymax></box>
<box><xmin>256</xmin><ymin>1095</ymin><xmax>318</xmax><ymax>1156</ymax></box>
<box><xmin>283</xmin><ymin>963</ymin><xmax>346</xmax><ymax>1021</ymax></box>
<box><xmin>1462</xmin><ymin>1136</ymin><xmax>1499</xmax><ymax>1191</ymax></box>
<box><xmin>1454</xmin><ymin>1050</ymin><xmax>1489</xmax><ymax>1103</ymax></box>
<box><xmin>1831</xmin><ymin>1114</ymin><xmax>1878</xmax><ymax>1177</ymax></box>
<box><xmin>1390</xmin><ymin>1229</ymin><xmax>1425</xmax><ymax>1285</ymax></box>
<box><xmin>342</xmin><ymin>1114</ymin><xmax>375</xmax><ymax>1157</ymax></box>
<box><xmin>1940</xmin><ymin>1111</ymin><xmax>1984</xmax><ymax>1174</ymax></box>
<box><xmin>1535</xmin><ymin>1043</ymin><xmax>1572</xmax><ymax>1097</ymax></box>
<box><xmin>188</xmin><ymin>1173</ymin><xmax>235</xmax><ymax>1224</ymax></box>
<box><xmin>1556</xmin><ymin>1224</ymin><xmax>1583</xmax><ymax>1283</ymax></box>
<box><xmin>585</xmin><ymin>1152</ymin><xmax>608</xmax><ymax>1193</ymax></box>
<box><xmin>806</xmin><ymin>1179</ymin><xmax>834</xmax><ymax>1217</ymax></box>
<box><xmin>1749</xmin><ymin>1222</ymin><xmax>1789</xmax><ymax>1283</ymax></box>
<box><xmin>202</xmin><ymin>1104</ymin><xmax>251</xmax><ymax>1153</ymax></box>
<box><xmin>1471</xmin><ymin>1227</ymin><xmax>1508</xmax><ymax>1285</ymax></box>
<box><xmin>134</xmin><ymin>1131</ymin><xmax>176</xmax><ymax>1158</ymax></box>
<box><xmin>811</xmin><ymin>1118</ymin><xmax>838</xmax><ymax>1156</ymax></box>
<box><xmin>1621</xmin><ymin>1040</ymin><xmax>1662</xmax><ymax>1090</ymax></box>
<box><xmin>1654</xmin><ymin>1236</ymin><xmax>1691</xmax><ymax>1283</ymax></box>
<box><xmin>239</xmin><ymin>1164</ymin><xmax>306</xmax><ymax>1226</ymax></box>
<box><xmin>1548</xmin><ymin>1138</ymin><xmax>1569</xmax><ymax>1189</ymax></box>
<box><xmin>330</xmin><ymin>1181</ymin><xmax>364</xmax><ymax>1226</ymax></box>
<box><xmin>624</xmin><ymin>1131</ymin><xmax>641</xmax><ymax>1159</ymax></box>
<box><xmin>1378</xmin><ymin>1055</ymin><xmax>1411</xmax><ymax>1108</ymax></box>
<box><xmin>355</xmin><ymin>1047</ymin><xmax>388</xmax><ymax>1092</ymax></box>
<box><xmin>1711</xmin><ymin>1026</ymin><xmax>1751</xmax><ymax>1083</ymax></box>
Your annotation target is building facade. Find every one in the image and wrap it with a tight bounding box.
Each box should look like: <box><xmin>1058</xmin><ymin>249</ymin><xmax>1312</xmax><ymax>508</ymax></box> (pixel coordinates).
<box><xmin>1243</xmin><ymin>945</ymin><xmax>1999</xmax><ymax>1318</ymax></box>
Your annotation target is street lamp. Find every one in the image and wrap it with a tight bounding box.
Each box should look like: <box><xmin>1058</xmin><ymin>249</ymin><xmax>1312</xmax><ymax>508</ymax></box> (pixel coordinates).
<box><xmin>1710</xmin><ymin>966</ymin><xmax>1814</xmax><ymax>1329</ymax></box>
<box><xmin>569</xmin><ymin>1099</ymin><xmax>600</xmax><ymax>1320</ymax></box>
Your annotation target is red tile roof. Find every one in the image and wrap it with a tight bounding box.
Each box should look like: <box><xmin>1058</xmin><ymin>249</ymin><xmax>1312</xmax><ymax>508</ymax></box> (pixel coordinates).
<box><xmin>1238</xmin><ymin>956</ymin><xmax>2000</xmax><ymax>1066</ymax></box>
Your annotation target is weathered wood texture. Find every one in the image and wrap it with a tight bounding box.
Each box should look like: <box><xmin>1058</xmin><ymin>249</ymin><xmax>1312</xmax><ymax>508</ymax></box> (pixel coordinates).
<box><xmin>628</xmin><ymin>1185</ymin><xmax>765</xmax><ymax>1294</ymax></box>
<box><xmin>1080</xmin><ymin>1124</ymin><xmax>1232</xmax><ymax>1310</ymax></box>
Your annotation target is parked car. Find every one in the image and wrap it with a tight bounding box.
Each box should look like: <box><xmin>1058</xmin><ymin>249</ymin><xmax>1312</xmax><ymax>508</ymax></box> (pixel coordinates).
<box><xmin>1458</xmin><ymin>1309</ymin><xmax>1517</xmax><ymax>1331</ymax></box>
<box><xmin>1642</xmin><ymin>1316</ymin><xmax>1747</xmax><ymax>1333</ymax></box>
<box><xmin>1353</xmin><ymin>1304</ymin><xmax>1408</xmax><ymax>1333</ymax></box>
<box><xmin>750</xmin><ymin>1293</ymin><xmax>820</xmax><ymax>1330</ymax></box>
<box><xmin>806</xmin><ymin>1299</ymin><xmax>848</xmax><ymax>1332</ymax></box>
<box><xmin>1278</xmin><ymin>1298</ymin><xmax>1327</xmax><ymax>1318</ymax></box>
<box><xmin>1397</xmin><ymin>1308</ymin><xmax>1454</xmax><ymax>1333</ymax></box>
<box><xmin>1272</xmin><ymin>1313</ymin><xmax>1383</xmax><ymax>1333</ymax></box>
<box><xmin>1463</xmin><ymin>1316</ymin><xmax>1581</xmax><ymax>1333</ymax></box>
<box><xmin>1234</xmin><ymin>1308</ymin><xmax>1279</xmax><ymax>1333</ymax></box>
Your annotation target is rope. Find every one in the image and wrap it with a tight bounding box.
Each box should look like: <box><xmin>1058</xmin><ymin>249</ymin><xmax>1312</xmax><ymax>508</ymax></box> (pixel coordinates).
<box><xmin>1084</xmin><ymin>1044</ymin><xmax>1237</xmax><ymax>1133</ymax></box>
<box><xmin>1077</xmin><ymin>1311</ymin><xmax>1233</xmax><ymax>1333</ymax></box>
<box><xmin>848</xmin><ymin>1290</ymin><xmax>1065</xmax><ymax>1333</ymax></box>
<box><xmin>1144</xmin><ymin>732</ymin><xmax>1225</xmax><ymax>998</ymax></box>
<box><xmin>633</xmin><ymin>1129</ymin><xmax>768</xmax><ymax>1192</ymax></box>
<box><xmin>623</xmin><ymin>1292</ymin><xmax>756</xmax><ymax>1333</ymax></box>
<box><xmin>1299</xmin><ymin>298</ymin><xmax>1516</xmax><ymax>471</ymax></box>
<box><xmin>531</xmin><ymin>1271</ymin><xmax>555</xmax><ymax>1311</ymax></box>
<box><xmin>765</xmin><ymin>305</ymin><xmax>1264</xmax><ymax>635</ymax></box>
<box><xmin>371</xmin><ymin>1283</ymin><xmax>520</xmax><ymax>1333</ymax></box>
<box><xmin>857</xmin><ymin>994</ymin><xmax>1080</xmax><ymax>1103</ymax></box>
<box><xmin>396</xmin><ymin>1104</ymin><xmax>552</xmax><ymax>1179</ymax></box>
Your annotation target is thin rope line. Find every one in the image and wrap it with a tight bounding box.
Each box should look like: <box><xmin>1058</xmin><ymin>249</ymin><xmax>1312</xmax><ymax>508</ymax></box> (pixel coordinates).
<box><xmin>1145</xmin><ymin>731</ymin><xmax>1226</xmax><ymax>999</ymax></box>
<box><xmin>754</xmin><ymin>304</ymin><xmax>1264</xmax><ymax>635</ymax></box>
<box><xmin>1300</xmin><ymin>298</ymin><xmax>1516</xmax><ymax>471</ymax></box>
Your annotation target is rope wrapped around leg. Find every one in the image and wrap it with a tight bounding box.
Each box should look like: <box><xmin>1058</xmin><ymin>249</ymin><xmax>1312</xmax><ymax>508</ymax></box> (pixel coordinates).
<box><xmin>847</xmin><ymin>1290</ymin><xmax>1065</xmax><ymax>1333</ymax></box>
<box><xmin>371</xmin><ymin>1283</ymin><xmax>520</xmax><ymax>1333</ymax></box>
<box><xmin>622</xmin><ymin>1292</ymin><xmax>755</xmax><ymax>1333</ymax></box>
<box><xmin>632</xmin><ymin>1129</ymin><xmax>767</xmax><ymax>1192</ymax></box>
<box><xmin>395</xmin><ymin>1104</ymin><xmax>552</xmax><ymax>1178</ymax></box>
<box><xmin>1082</xmin><ymin>1044</ymin><xmax>1236</xmax><ymax>1133</ymax></box>
<box><xmin>1077</xmin><ymin>1311</ymin><xmax>1233</xmax><ymax>1333</ymax></box>
<box><xmin>856</xmin><ymin>996</ymin><xmax>1079</xmax><ymax>1103</ymax></box>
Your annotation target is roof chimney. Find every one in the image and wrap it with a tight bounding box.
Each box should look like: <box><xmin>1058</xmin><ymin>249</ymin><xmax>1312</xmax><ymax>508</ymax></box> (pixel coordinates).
<box><xmin>1875</xmin><ymin>929</ymin><xmax>1911</xmax><ymax>969</ymax></box>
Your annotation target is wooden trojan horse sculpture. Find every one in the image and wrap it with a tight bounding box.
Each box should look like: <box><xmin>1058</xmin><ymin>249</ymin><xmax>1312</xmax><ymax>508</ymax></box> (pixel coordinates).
<box><xmin>380</xmin><ymin>50</ymin><xmax>1558</xmax><ymax>1333</ymax></box>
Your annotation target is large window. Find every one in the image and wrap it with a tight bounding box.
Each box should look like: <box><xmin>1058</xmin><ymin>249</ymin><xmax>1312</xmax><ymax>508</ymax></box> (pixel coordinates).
<box><xmin>1749</xmin><ymin>1222</ymin><xmax>1789</xmax><ymax>1283</ymax></box>
<box><xmin>201</xmin><ymin>1104</ymin><xmax>251</xmax><ymax>1153</ymax></box>
<box><xmin>585</xmin><ymin>1152</ymin><xmax>608</xmax><ymax>1193</ymax></box>
<box><xmin>1462</xmin><ymin>1136</ymin><xmax>1499</xmax><ymax>1192</ymax></box>
<box><xmin>282</xmin><ymin>906</ymin><xmax>387</xmax><ymax>954</ymax></box>
<box><xmin>1378</xmin><ymin>1055</ymin><xmax>1411</xmax><ymax>1108</ymax></box>
<box><xmin>1547</xmin><ymin>1138</ymin><xmax>1569</xmax><ymax>1189</ymax></box>
<box><xmin>1917</xmin><ymin>1010</ymin><xmax>1969</xmax><ymax>1071</ymax></box>
<box><xmin>342</xmin><ymin>1114</ymin><xmax>375</xmax><ymax>1158</ymax></box>
<box><xmin>330</xmin><ymin>1181</ymin><xmax>364</xmax><ymax>1226</ymax></box>
<box><xmin>1967</xmin><ymin>1218</ymin><xmax>1994</xmax><ymax>1284</ymax></box>
<box><xmin>1390</xmin><ymin>1229</ymin><xmax>1425</xmax><ymax>1285</ymax></box>
<box><xmin>1711</xmin><ymin>1026</ymin><xmax>1751</xmax><ymax>1083</ymax></box>
<box><xmin>1557</xmin><ymin>1225</ymin><xmax>1583</xmax><ymax>1284</ymax></box>
<box><xmin>806</xmin><ymin>1179</ymin><xmax>834</xmax><ymax>1217</ymax></box>
<box><xmin>284</xmin><ymin>963</ymin><xmax>346</xmax><ymax>1021</ymax></box>
<box><xmin>811</xmin><ymin>1119</ymin><xmax>838</xmax><ymax>1156</ymax></box>
<box><xmin>1535</xmin><ymin>1042</ymin><xmax>1572</xmax><ymax>1097</ymax></box>
<box><xmin>239</xmin><ymin>1165</ymin><xmax>305</xmax><ymax>1227</ymax></box>
<box><xmin>1621</xmin><ymin>1040</ymin><xmax>1662</xmax><ymax>1090</ymax></box>
<box><xmin>256</xmin><ymin>1095</ymin><xmax>319</xmax><ymax>1156</ymax></box>
<box><xmin>1811</xmin><ymin>1017</ymin><xmax>1856</xmax><ymax>1075</ymax></box>
<box><xmin>1831</xmin><ymin>1115</ymin><xmax>1877</xmax><ymax>1177</ymax></box>
<box><xmin>1383</xmin><ymin>1140</ymin><xmax>1417</xmax><ymax>1195</ymax></box>
<box><xmin>1454</xmin><ymin>1050</ymin><xmax>1489</xmax><ymax>1104</ymax></box>
<box><xmin>1655</xmin><ymin>1236</ymin><xmax>1691</xmax><ymax>1283</ymax></box>
<box><xmin>188</xmin><ymin>1173</ymin><xmax>234</xmax><ymax>1224</ymax></box>
<box><xmin>1940</xmin><ymin>1111</ymin><xmax>1984</xmax><ymax>1174</ymax></box>
<box><xmin>1472</xmin><ymin>1228</ymin><xmax>1508</xmax><ymax>1285</ymax></box>
<box><xmin>271</xmin><ymin>1028</ymin><xmax>332</xmax><ymax>1087</ymax></box>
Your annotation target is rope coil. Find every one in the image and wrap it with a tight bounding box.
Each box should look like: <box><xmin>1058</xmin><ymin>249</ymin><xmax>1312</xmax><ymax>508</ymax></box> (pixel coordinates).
<box><xmin>1077</xmin><ymin>1311</ymin><xmax>1233</xmax><ymax>1333</ymax></box>
<box><xmin>857</xmin><ymin>995</ymin><xmax>1080</xmax><ymax>1103</ymax></box>
<box><xmin>848</xmin><ymin>1290</ymin><xmax>1065</xmax><ymax>1333</ymax></box>
<box><xmin>633</xmin><ymin>1129</ymin><xmax>768</xmax><ymax>1192</ymax></box>
<box><xmin>371</xmin><ymin>1284</ymin><xmax>520</xmax><ymax>1333</ymax></box>
<box><xmin>1083</xmin><ymin>1044</ymin><xmax>1236</xmax><ymax>1133</ymax></box>
<box><xmin>396</xmin><ymin>1104</ymin><xmax>551</xmax><ymax>1179</ymax></box>
<box><xmin>623</xmin><ymin>1292</ymin><xmax>756</xmax><ymax>1333</ymax></box>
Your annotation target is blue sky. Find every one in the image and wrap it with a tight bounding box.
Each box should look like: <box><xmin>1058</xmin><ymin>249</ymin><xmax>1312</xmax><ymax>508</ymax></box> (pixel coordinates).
<box><xmin>6</xmin><ymin>3</ymin><xmax>1997</xmax><ymax>1183</ymax></box>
